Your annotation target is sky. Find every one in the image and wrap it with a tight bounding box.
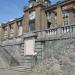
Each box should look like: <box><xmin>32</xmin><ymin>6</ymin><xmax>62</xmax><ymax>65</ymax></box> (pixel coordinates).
<box><xmin>0</xmin><ymin>0</ymin><xmax>59</xmax><ymax>23</ymax></box>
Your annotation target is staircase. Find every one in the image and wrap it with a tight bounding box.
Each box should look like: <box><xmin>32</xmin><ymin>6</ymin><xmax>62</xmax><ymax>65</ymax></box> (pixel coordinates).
<box><xmin>0</xmin><ymin>45</ymin><xmax>20</xmax><ymax>66</ymax></box>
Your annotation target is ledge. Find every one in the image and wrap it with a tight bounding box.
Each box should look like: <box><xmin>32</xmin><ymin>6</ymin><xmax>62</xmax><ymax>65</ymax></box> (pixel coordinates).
<box><xmin>23</xmin><ymin>32</ymin><xmax>37</xmax><ymax>39</ymax></box>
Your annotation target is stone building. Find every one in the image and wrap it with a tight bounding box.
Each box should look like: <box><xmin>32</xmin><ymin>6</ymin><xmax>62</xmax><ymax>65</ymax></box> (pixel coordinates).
<box><xmin>0</xmin><ymin>0</ymin><xmax>75</xmax><ymax>71</ymax></box>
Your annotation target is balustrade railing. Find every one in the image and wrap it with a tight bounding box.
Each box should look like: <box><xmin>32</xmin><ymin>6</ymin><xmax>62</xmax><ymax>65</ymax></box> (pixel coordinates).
<box><xmin>35</xmin><ymin>24</ymin><xmax>75</xmax><ymax>38</ymax></box>
<box><xmin>45</xmin><ymin>25</ymin><xmax>75</xmax><ymax>36</ymax></box>
<box><xmin>1</xmin><ymin>24</ymin><xmax>75</xmax><ymax>42</ymax></box>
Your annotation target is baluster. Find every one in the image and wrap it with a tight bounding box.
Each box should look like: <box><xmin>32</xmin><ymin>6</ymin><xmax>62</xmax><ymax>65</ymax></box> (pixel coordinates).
<box><xmin>50</xmin><ymin>30</ymin><xmax>51</xmax><ymax>35</ymax></box>
<box><xmin>47</xmin><ymin>30</ymin><xmax>50</xmax><ymax>35</ymax></box>
<box><xmin>64</xmin><ymin>27</ymin><xmax>66</xmax><ymax>33</ymax></box>
<box><xmin>72</xmin><ymin>25</ymin><xmax>75</xmax><ymax>32</ymax></box>
<box><xmin>55</xmin><ymin>29</ymin><xmax>57</xmax><ymax>35</ymax></box>
<box><xmin>70</xmin><ymin>26</ymin><xmax>73</xmax><ymax>32</ymax></box>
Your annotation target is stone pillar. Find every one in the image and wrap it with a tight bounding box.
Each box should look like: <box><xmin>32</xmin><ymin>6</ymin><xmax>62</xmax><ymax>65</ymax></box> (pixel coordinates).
<box><xmin>69</xmin><ymin>11</ymin><xmax>75</xmax><ymax>25</ymax></box>
<box><xmin>35</xmin><ymin>6</ymin><xmax>42</xmax><ymax>31</ymax></box>
<box><xmin>7</xmin><ymin>24</ymin><xmax>10</xmax><ymax>38</ymax></box>
<box><xmin>51</xmin><ymin>12</ymin><xmax>56</xmax><ymax>27</ymax></box>
<box><xmin>41</xmin><ymin>9</ymin><xmax>47</xmax><ymax>30</ymax></box>
<box><xmin>23</xmin><ymin>11</ymin><xmax>29</xmax><ymax>33</ymax></box>
<box><xmin>56</xmin><ymin>5</ymin><xmax>63</xmax><ymax>27</ymax></box>
<box><xmin>0</xmin><ymin>25</ymin><xmax>2</xmax><ymax>41</ymax></box>
<box><xmin>0</xmin><ymin>26</ymin><xmax>4</xmax><ymax>41</ymax></box>
<box><xmin>14</xmin><ymin>21</ymin><xmax>18</xmax><ymax>37</ymax></box>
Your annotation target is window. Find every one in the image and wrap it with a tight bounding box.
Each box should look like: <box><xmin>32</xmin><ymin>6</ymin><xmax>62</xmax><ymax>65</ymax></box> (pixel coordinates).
<box><xmin>63</xmin><ymin>11</ymin><xmax>69</xmax><ymax>26</ymax></box>
<box><xmin>29</xmin><ymin>11</ymin><xmax>36</xmax><ymax>20</ymax></box>
<box><xmin>9</xmin><ymin>24</ymin><xmax>14</xmax><ymax>37</ymax></box>
<box><xmin>62</xmin><ymin>6</ymin><xmax>67</xmax><ymax>10</ymax></box>
<box><xmin>46</xmin><ymin>12</ymin><xmax>51</xmax><ymax>21</ymax></box>
<box><xmin>72</xmin><ymin>10</ymin><xmax>75</xmax><ymax>17</ymax></box>
<box><xmin>17</xmin><ymin>21</ymin><xmax>23</xmax><ymax>36</ymax></box>
<box><xmin>17</xmin><ymin>21</ymin><xmax>22</xmax><ymax>26</ymax></box>
<box><xmin>29</xmin><ymin>10</ymin><xmax>36</xmax><ymax>31</ymax></box>
<box><xmin>29</xmin><ymin>19</ymin><xmax>35</xmax><ymax>31</ymax></box>
<box><xmin>3</xmin><ymin>26</ymin><xmax>8</xmax><ymax>38</ymax></box>
<box><xmin>18</xmin><ymin>26</ymin><xmax>23</xmax><ymax>36</ymax></box>
<box><xmin>47</xmin><ymin>21</ymin><xmax>51</xmax><ymax>29</ymax></box>
<box><xmin>46</xmin><ymin>12</ymin><xmax>52</xmax><ymax>28</ymax></box>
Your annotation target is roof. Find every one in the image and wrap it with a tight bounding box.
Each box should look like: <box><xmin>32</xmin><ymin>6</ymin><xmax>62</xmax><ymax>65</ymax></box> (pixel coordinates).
<box><xmin>1</xmin><ymin>17</ymin><xmax>23</xmax><ymax>26</ymax></box>
<box><xmin>45</xmin><ymin>0</ymin><xmax>75</xmax><ymax>11</ymax></box>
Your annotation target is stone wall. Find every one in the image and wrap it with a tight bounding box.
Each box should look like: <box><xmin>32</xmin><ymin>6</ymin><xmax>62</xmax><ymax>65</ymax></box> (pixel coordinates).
<box><xmin>0</xmin><ymin>25</ymin><xmax>75</xmax><ymax>74</ymax></box>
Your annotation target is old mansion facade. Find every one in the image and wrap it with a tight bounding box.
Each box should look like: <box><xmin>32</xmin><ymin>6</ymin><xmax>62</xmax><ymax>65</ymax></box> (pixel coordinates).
<box><xmin>0</xmin><ymin>0</ymin><xmax>75</xmax><ymax>70</ymax></box>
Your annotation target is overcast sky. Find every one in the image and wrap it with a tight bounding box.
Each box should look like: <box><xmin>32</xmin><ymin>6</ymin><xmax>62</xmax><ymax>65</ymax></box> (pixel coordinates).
<box><xmin>0</xmin><ymin>0</ymin><xmax>59</xmax><ymax>23</ymax></box>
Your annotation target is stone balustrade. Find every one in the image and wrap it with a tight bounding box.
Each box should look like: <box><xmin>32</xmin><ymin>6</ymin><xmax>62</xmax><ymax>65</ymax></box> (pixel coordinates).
<box><xmin>45</xmin><ymin>25</ymin><xmax>75</xmax><ymax>36</ymax></box>
<box><xmin>1</xmin><ymin>24</ymin><xmax>75</xmax><ymax>44</ymax></box>
<box><xmin>34</xmin><ymin>24</ymin><xmax>75</xmax><ymax>39</ymax></box>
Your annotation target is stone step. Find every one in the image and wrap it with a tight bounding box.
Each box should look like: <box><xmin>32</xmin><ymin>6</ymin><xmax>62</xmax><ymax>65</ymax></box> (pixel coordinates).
<box><xmin>35</xmin><ymin>47</ymin><xmax>42</xmax><ymax>49</ymax></box>
<box><xmin>20</xmin><ymin>53</ymin><xmax>24</xmax><ymax>56</ymax></box>
<box><xmin>21</xmin><ymin>46</ymin><xmax>24</xmax><ymax>48</ymax></box>
<box><xmin>21</xmin><ymin>48</ymin><xmax>24</xmax><ymax>50</ymax></box>
<box><xmin>10</xmin><ymin>66</ymin><xmax>27</xmax><ymax>71</ymax></box>
<box><xmin>20</xmin><ymin>50</ymin><xmax>24</xmax><ymax>53</ymax></box>
<box><xmin>35</xmin><ymin>48</ymin><xmax>42</xmax><ymax>52</ymax></box>
<box><xmin>35</xmin><ymin>42</ymin><xmax>42</xmax><ymax>45</ymax></box>
<box><xmin>20</xmin><ymin>51</ymin><xmax>24</xmax><ymax>53</ymax></box>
